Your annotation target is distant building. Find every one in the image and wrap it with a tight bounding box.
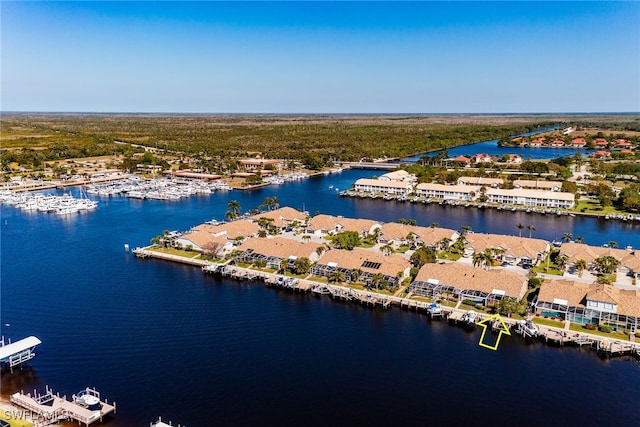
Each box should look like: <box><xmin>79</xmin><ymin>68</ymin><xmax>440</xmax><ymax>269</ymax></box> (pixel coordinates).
<box><xmin>471</xmin><ymin>153</ymin><xmax>492</xmax><ymax>164</ymax></box>
<box><xmin>464</xmin><ymin>233</ymin><xmax>550</xmax><ymax>266</ymax></box>
<box><xmin>307</xmin><ymin>214</ymin><xmax>381</xmax><ymax>238</ymax></box>
<box><xmin>239</xmin><ymin>158</ymin><xmax>282</xmax><ymax>171</ymax></box>
<box><xmin>486</xmin><ymin>188</ymin><xmax>575</xmax><ymax>209</ymax></box>
<box><xmin>457</xmin><ymin>176</ymin><xmax>503</xmax><ymax>187</ymax></box>
<box><xmin>513</xmin><ymin>179</ymin><xmax>562</xmax><ymax>191</ymax></box>
<box><xmin>415</xmin><ymin>183</ymin><xmax>480</xmax><ymax>201</ymax></box>
<box><xmin>571</xmin><ymin>138</ymin><xmax>587</xmax><ymax>147</ymax></box>
<box><xmin>353</xmin><ymin>178</ymin><xmax>412</xmax><ymax>196</ymax></box>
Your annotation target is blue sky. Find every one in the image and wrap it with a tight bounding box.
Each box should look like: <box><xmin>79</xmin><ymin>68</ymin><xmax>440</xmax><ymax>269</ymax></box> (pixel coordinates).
<box><xmin>2</xmin><ymin>1</ymin><xmax>638</xmax><ymax>113</ymax></box>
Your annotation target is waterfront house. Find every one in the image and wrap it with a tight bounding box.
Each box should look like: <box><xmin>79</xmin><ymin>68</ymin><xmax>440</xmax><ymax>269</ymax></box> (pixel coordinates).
<box><xmin>249</xmin><ymin>207</ymin><xmax>307</xmax><ymax>230</ymax></box>
<box><xmin>534</xmin><ymin>280</ymin><xmax>640</xmax><ymax>332</ymax></box>
<box><xmin>550</xmin><ymin>139</ymin><xmax>565</xmax><ymax>147</ymax></box>
<box><xmin>237</xmin><ymin>237</ymin><xmax>323</xmax><ymax>269</ymax></box>
<box><xmin>415</xmin><ymin>183</ymin><xmax>480</xmax><ymax>201</ymax></box>
<box><xmin>594</xmin><ymin>138</ymin><xmax>609</xmax><ymax>148</ymax></box>
<box><xmin>311</xmin><ymin>247</ymin><xmax>411</xmax><ymax>286</ymax></box>
<box><xmin>457</xmin><ymin>176</ymin><xmax>503</xmax><ymax>187</ymax></box>
<box><xmin>485</xmin><ymin>188</ymin><xmax>575</xmax><ymax>209</ymax></box>
<box><xmin>513</xmin><ymin>179</ymin><xmax>562</xmax><ymax>191</ymax></box>
<box><xmin>378</xmin><ymin>223</ymin><xmax>458</xmax><ymax>250</ymax></box>
<box><xmin>451</xmin><ymin>156</ymin><xmax>471</xmax><ymax>166</ymax></box>
<box><xmin>471</xmin><ymin>153</ymin><xmax>493</xmax><ymax>164</ymax></box>
<box><xmin>353</xmin><ymin>178</ymin><xmax>413</xmax><ymax>197</ymax></box>
<box><xmin>571</xmin><ymin>138</ymin><xmax>587</xmax><ymax>148</ymax></box>
<box><xmin>307</xmin><ymin>214</ymin><xmax>381</xmax><ymax>238</ymax></box>
<box><xmin>175</xmin><ymin>220</ymin><xmax>260</xmax><ymax>253</ymax></box>
<box><xmin>590</xmin><ymin>150</ymin><xmax>611</xmax><ymax>159</ymax></box>
<box><xmin>529</xmin><ymin>139</ymin><xmax>544</xmax><ymax>147</ymax></box>
<box><xmin>505</xmin><ymin>154</ymin><xmax>523</xmax><ymax>164</ymax></box>
<box><xmin>614</xmin><ymin>139</ymin><xmax>632</xmax><ymax>149</ymax></box>
<box><xmin>410</xmin><ymin>263</ymin><xmax>527</xmax><ymax>305</ymax></box>
<box><xmin>464</xmin><ymin>233</ymin><xmax>550</xmax><ymax>266</ymax></box>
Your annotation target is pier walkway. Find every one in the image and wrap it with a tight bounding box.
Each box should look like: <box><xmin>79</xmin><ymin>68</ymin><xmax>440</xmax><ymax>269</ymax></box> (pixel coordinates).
<box><xmin>135</xmin><ymin>247</ymin><xmax>640</xmax><ymax>360</ymax></box>
<box><xmin>11</xmin><ymin>387</ymin><xmax>115</xmax><ymax>427</ymax></box>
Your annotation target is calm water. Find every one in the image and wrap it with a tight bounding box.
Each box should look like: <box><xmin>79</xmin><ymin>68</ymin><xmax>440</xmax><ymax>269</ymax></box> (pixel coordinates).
<box><xmin>401</xmin><ymin>126</ymin><xmax>587</xmax><ymax>162</ymax></box>
<box><xmin>1</xmin><ymin>170</ymin><xmax>639</xmax><ymax>426</ymax></box>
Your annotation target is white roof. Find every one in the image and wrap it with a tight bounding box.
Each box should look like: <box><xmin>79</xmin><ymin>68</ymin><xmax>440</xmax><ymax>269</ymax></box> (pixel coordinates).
<box><xmin>0</xmin><ymin>336</ymin><xmax>42</xmax><ymax>361</ymax></box>
<box><xmin>354</xmin><ymin>178</ymin><xmax>410</xmax><ymax>189</ymax></box>
<box><xmin>491</xmin><ymin>289</ymin><xmax>506</xmax><ymax>296</ymax></box>
<box><xmin>486</xmin><ymin>188</ymin><xmax>575</xmax><ymax>201</ymax></box>
<box><xmin>553</xmin><ymin>298</ymin><xmax>569</xmax><ymax>305</ymax></box>
<box><xmin>427</xmin><ymin>278</ymin><xmax>440</xmax><ymax>285</ymax></box>
<box><xmin>416</xmin><ymin>183</ymin><xmax>481</xmax><ymax>193</ymax></box>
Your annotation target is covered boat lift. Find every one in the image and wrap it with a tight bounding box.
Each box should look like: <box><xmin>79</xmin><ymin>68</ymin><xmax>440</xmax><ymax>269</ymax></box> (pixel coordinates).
<box><xmin>0</xmin><ymin>336</ymin><xmax>42</xmax><ymax>372</ymax></box>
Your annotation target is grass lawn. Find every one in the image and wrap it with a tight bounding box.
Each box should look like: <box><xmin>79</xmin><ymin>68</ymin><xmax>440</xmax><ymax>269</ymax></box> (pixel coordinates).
<box><xmin>410</xmin><ymin>296</ymin><xmax>432</xmax><ymax>303</ymax></box>
<box><xmin>438</xmin><ymin>252</ymin><xmax>462</xmax><ymax>261</ymax></box>
<box><xmin>568</xmin><ymin>324</ymin><xmax>631</xmax><ymax>341</ymax></box>
<box><xmin>531</xmin><ymin>265</ymin><xmax>563</xmax><ymax>276</ymax></box>
<box><xmin>573</xmin><ymin>199</ymin><xmax>623</xmax><ymax>216</ymax></box>
<box><xmin>149</xmin><ymin>246</ymin><xmax>199</xmax><ymax>258</ymax></box>
<box><xmin>359</xmin><ymin>242</ymin><xmax>376</xmax><ymax>249</ymax></box>
<box><xmin>532</xmin><ymin>317</ymin><xmax>565</xmax><ymax>328</ymax></box>
<box><xmin>306</xmin><ymin>276</ymin><xmax>328</xmax><ymax>283</ymax></box>
<box><xmin>236</xmin><ymin>262</ymin><xmax>252</xmax><ymax>268</ymax></box>
<box><xmin>0</xmin><ymin>413</ymin><xmax>33</xmax><ymax>427</ymax></box>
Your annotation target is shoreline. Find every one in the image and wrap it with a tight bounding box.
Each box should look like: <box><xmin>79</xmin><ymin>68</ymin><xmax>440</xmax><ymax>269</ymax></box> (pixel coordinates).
<box><xmin>134</xmin><ymin>247</ymin><xmax>640</xmax><ymax>360</ymax></box>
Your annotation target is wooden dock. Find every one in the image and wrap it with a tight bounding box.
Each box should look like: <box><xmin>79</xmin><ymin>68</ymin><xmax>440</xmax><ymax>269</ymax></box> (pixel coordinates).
<box><xmin>11</xmin><ymin>387</ymin><xmax>115</xmax><ymax>426</ymax></box>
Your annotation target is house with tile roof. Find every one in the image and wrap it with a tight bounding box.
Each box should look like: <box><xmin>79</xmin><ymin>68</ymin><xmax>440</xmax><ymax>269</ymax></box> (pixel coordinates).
<box><xmin>311</xmin><ymin>247</ymin><xmax>411</xmax><ymax>286</ymax></box>
<box><xmin>464</xmin><ymin>233</ymin><xmax>550</xmax><ymax>266</ymax></box>
<box><xmin>410</xmin><ymin>262</ymin><xmax>527</xmax><ymax>305</ymax></box>
<box><xmin>175</xmin><ymin>220</ymin><xmax>260</xmax><ymax>253</ymax></box>
<box><xmin>307</xmin><ymin>214</ymin><xmax>382</xmax><ymax>238</ymax></box>
<box><xmin>237</xmin><ymin>237</ymin><xmax>324</xmax><ymax>269</ymax></box>
<box><xmin>378</xmin><ymin>223</ymin><xmax>458</xmax><ymax>250</ymax></box>
<box><xmin>249</xmin><ymin>206</ymin><xmax>307</xmax><ymax>229</ymax></box>
<box><xmin>534</xmin><ymin>280</ymin><xmax>640</xmax><ymax>332</ymax></box>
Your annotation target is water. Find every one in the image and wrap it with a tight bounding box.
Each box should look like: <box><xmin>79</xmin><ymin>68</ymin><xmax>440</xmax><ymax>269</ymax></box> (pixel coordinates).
<box><xmin>400</xmin><ymin>126</ymin><xmax>588</xmax><ymax>162</ymax></box>
<box><xmin>2</xmin><ymin>171</ymin><xmax>639</xmax><ymax>426</ymax></box>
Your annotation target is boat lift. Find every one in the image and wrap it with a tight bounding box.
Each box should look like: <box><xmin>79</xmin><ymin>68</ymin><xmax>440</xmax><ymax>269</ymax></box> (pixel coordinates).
<box><xmin>0</xmin><ymin>336</ymin><xmax>42</xmax><ymax>372</ymax></box>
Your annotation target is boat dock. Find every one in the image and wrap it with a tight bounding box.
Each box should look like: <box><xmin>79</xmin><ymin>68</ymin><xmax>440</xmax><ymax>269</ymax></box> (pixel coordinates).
<box><xmin>0</xmin><ymin>336</ymin><xmax>42</xmax><ymax>373</ymax></box>
<box><xmin>10</xmin><ymin>386</ymin><xmax>116</xmax><ymax>426</ymax></box>
<box><xmin>136</xmin><ymin>249</ymin><xmax>640</xmax><ymax>362</ymax></box>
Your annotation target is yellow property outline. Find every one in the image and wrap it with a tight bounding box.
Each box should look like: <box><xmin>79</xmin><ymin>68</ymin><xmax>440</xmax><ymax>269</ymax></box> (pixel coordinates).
<box><xmin>476</xmin><ymin>314</ymin><xmax>511</xmax><ymax>351</ymax></box>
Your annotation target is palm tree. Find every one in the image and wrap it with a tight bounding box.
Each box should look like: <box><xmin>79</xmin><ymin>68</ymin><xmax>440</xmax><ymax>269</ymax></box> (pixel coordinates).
<box><xmin>607</xmin><ymin>241</ymin><xmax>618</xmax><ymax>249</ymax></box>
<box><xmin>460</xmin><ymin>225</ymin><xmax>472</xmax><ymax>235</ymax></box>
<box><xmin>483</xmin><ymin>248</ymin><xmax>496</xmax><ymax>269</ymax></box>
<box><xmin>350</xmin><ymin>269</ymin><xmax>362</xmax><ymax>282</ymax></box>
<box><xmin>371</xmin><ymin>273</ymin><xmax>385</xmax><ymax>291</ymax></box>
<box><xmin>302</xmin><ymin>234</ymin><xmax>311</xmax><ymax>243</ymax></box>
<box><xmin>516</xmin><ymin>223</ymin><xmax>524</xmax><ymax>237</ymax></box>
<box><xmin>430</xmin><ymin>222</ymin><xmax>440</xmax><ymax>228</ymax></box>
<box><xmin>439</xmin><ymin>237</ymin><xmax>452</xmax><ymax>252</ymax></box>
<box><xmin>472</xmin><ymin>252</ymin><xmax>485</xmax><ymax>268</ymax></box>
<box><xmin>575</xmin><ymin>259</ymin><xmax>587</xmax><ymax>277</ymax></box>
<box><xmin>227</xmin><ymin>200</ymin><xmax>241</xmax><ymax>219</ymax></box>
<box><xmin>527</xmin><ymin>225</ymin><xmax>536</xmax><ymax>238</ymax></box>
<box><xmin>328</xmin><ymin>270</ymin><xmax>345</xmax><ymax>284</ymax></box>
<box><xmin>575</xmin><ymin>236</ymin><xmax>584</xmax><ymax>244</ymax></box>
<box><xmin>562</xmin><ymin>232</ymin><xmax>573</xmax><ymax>243</ymax></box>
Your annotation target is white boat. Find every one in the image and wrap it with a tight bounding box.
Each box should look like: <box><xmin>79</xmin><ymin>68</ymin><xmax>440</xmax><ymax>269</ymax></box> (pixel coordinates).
<box><xmin>462</xmin><ymin>310</ymin><xmax>479</xmax><ymax>325</ymax></box>
<box><xmin>514</xmin><ymin>319</ymin><xmax>539</xmax><ymax>338</ymax></box>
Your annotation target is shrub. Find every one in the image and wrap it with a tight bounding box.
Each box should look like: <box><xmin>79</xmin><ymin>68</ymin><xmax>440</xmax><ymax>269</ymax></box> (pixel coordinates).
<box><xmin>598</xmin><ymin>325</ymin><xmax>613</xmax><ymax>333</ymax></box>
<box><xmin>584</xmin><ymin>323</ymin><xmax>597</xmax><ymax>330</ymax></box>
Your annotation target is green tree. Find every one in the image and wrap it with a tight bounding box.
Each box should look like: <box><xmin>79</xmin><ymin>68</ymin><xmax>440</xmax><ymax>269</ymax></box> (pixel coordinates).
<box><xmin>562</xmin><ymin>232</ymin><xmax>573</xmax><ymax>243</ymax></box>
<box><xmin>331</xmin><ymin>231</ymin><xmax>361</xmax><ymax>250</ymax></box>
<box><xmin>593</xmin><ymin>256</ymin><xmax>620</xmax><ymax>275</ymax></box>
<box><xmin>527</xmin><ymin>225</ymin><xmax>536</xmax><ymax>238</ymax></box>
<box><xmin>227</xmin><ymin>200</ymin><xmax>241</xmax><ymax>219</ymax></box>
<box><xmin>410</xmin><ymin>246</ymin><xmax>436</xmax><ymax>268</ymax></box>
<box><xmin>293</xmin><ymin>257</ymin><xmax>311</xmax><ymax>275</ymax></box>
<box><xmin>516</xmin><ymin>223</ymin><xmax>524</xmax><ymax>237</ymax></box>
<box><xmin>328</xmin><ymin>270</ymin><xmax>345</xmax><ymax>284</ymax></box>
<box><xmin>575</xmin><ymin>259</ymin><xmax>587</xmax><ymax>277</ymax></box>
